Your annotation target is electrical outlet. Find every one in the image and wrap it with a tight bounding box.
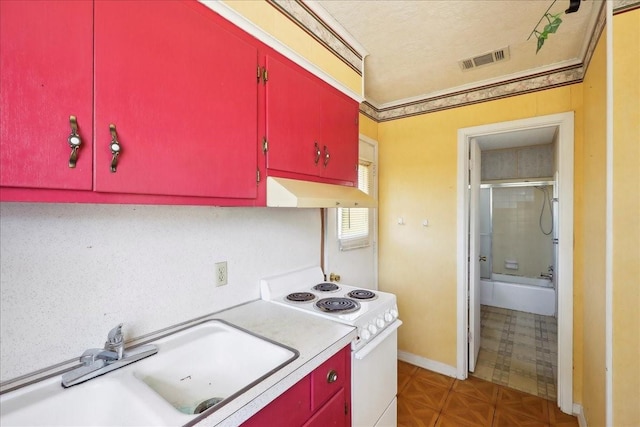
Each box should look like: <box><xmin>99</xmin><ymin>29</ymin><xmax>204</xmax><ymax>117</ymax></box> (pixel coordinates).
<box><xmin>215</xmin><ymin>261</ymin><xmax>228</xmax><ymax>286</ymax></box>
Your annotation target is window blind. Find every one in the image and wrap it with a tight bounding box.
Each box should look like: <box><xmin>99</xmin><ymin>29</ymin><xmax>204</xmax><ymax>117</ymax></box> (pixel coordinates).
<box><xmin>338</xmin><ymin>161</ymin><xmax>372</xmax><ymax>250</ymax></box>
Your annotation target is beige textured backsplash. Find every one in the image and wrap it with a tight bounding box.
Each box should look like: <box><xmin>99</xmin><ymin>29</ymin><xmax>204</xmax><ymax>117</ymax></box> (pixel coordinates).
<box><xmin>0</xmin><ymin>203</ymin><xmax>320</xmax><ymax>382</ymax></box>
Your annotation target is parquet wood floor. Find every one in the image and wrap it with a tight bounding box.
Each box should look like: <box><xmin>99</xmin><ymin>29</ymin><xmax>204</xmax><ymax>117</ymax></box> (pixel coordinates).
<box><xmin>397</xmin><ymin>361</ymin><xmax>578</xmax><ymax>427</ymax></box>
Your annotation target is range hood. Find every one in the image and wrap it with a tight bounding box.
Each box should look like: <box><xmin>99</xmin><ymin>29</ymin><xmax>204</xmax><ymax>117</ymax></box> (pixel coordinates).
<box><xmin>266</xmin><ymin>177</ymin><xmax>377</xmax><ymax>208</ymax></box>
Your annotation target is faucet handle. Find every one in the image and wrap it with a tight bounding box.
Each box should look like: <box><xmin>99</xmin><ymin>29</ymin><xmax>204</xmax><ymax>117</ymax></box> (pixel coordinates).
<box><xmin>105</xmin><ymin>323</ymin><xmax>124</xmax><ymax>360</ymax></box>
<box><xmin>79</xmin><ymin>349</ymin><xmax>97</xmax><ymax>366</ymax></box>
<box><xmin>106</xmin><ymin>323</ymin><xmax>123</xmax><ymax>345</ymax></box>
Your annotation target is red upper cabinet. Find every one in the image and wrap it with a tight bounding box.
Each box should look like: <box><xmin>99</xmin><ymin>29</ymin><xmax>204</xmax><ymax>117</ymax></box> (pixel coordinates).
<box><xmin>1</xmin><ymin>0</ymin><xmax>359</xmax><ymax>205</ymax></box>
<box><xmin>319</xmin><ymin>87</ymin><xmax>359</xmax><ymax>184</ymax></box>
<box><xmin>0</xmin><ymin>0</ymin><xmax>93</xmax><ymax>190</ymax></box>
<box><xmin>264</xmin><ymin>55</ymin><xmax>320</xmax><ymax>178</ymax></box>
<box><xmin>264</xmin><ymin>52</ymin><xmax>359</xmax><ymax>186</ymax></box>
<box><xmin>94</xmin><ymin>1</ymin><xmax>258</xmax><ymax>199</ymax></box>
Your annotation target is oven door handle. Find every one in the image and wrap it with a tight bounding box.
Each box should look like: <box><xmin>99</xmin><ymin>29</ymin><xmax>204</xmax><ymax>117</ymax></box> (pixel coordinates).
<box><xmin>354</xmin><ymin>319</ymin><xmax>402</xmax><ymax>360</ymax></box>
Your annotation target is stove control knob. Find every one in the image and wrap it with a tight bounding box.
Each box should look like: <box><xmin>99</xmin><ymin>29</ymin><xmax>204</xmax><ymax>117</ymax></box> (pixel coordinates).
<box><xmin>376</xmin><ymin>317</ymin><xmax>385</xmax><ymax>328</ymax></box>
<box><xmin>390</xmin><ymin>307</ymin><xmax>399</xmax><ymax>319</ymax></box>
<box><xmin>384</xmin><ymin>311</ymin><xmax>394</xmax><ymax>323</ymax></box>
<box><xmin>368</xmin><ymin>324</ymin><xmax>378</xmax><ymax>335</ymax></box>
<box><xmin>361</xmin><ymin>328</ymin><xmax>371</xmax><ymax>341</ymax></box>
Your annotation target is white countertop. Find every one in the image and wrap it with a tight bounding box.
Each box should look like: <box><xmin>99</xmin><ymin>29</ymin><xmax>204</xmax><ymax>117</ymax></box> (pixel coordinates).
<box><xmin>0</xmin><ymin>300</ymin><xmax>356</xmax><ymax>427</ymax></box>
<box><xmin>201</xmin><ymin>300</ymin><xmax>357</xmax><ymax>426</ymax></box>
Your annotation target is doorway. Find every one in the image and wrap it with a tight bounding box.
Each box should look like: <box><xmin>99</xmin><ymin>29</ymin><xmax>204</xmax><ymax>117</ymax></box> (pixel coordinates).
<box><xmin>456</xmin><ymin>112</ymin><xmax>574</xmax><ymax>414</ymax></box>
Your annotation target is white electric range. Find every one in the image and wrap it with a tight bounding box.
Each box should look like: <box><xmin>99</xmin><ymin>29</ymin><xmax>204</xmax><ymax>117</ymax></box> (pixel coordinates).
<box><xmin>260</xmin><ymin>266</ymin><xmax>401</xmax><ymax>427</ymax></box>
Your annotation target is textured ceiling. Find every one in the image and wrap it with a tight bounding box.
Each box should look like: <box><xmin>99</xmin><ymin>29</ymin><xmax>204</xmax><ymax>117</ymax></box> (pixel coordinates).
<box><xmin>314</xmin><ymin>0</ymin><xmax>602</xmax><ymax>108</ymax></box>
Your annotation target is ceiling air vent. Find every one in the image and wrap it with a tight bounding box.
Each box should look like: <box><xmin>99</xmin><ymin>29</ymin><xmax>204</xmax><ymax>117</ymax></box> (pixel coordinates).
<box><xmin>459</xmin><ymin>47</ymin><xmax>510</xmax><ymax>71</ymax></box>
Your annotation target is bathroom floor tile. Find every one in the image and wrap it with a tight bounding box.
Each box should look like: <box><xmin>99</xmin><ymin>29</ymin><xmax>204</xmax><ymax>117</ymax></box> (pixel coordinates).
<box><xmin>475</xmin><ymin>305</ymin><xmax>558</xmax><ymax>400</ymax></box>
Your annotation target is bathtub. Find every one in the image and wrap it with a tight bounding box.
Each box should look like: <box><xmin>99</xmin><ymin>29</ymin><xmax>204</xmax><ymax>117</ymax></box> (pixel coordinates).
<box><xmin>480</xmin><ymin>273</ymin><xmax>556</xmax><ymax>316</ymax></box>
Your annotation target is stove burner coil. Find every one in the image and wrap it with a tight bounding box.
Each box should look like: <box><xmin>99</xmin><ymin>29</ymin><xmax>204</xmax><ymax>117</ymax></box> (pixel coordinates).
<box><xmin>315</xmin><ymin>297</ymin><xmax>360</xmax><ymax>313</ymax></box>
<box><xmin>347</xmin><ymin>289</ymin><xmax>377</xmax><ymax>300</ymax></box>
<box><xmin>286</xmin><ymin>292</ymin><xmax>316</xmax><ymax>303</ymax></box>
<box><xmin>313</xmin><ymin>282</ymin><xmax>340</xmax><ymax>292</ymax></box>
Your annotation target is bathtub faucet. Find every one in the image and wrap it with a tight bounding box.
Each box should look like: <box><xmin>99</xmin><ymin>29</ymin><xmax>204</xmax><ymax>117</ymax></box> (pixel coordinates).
<box><xmin>540</xmin><ymin>266</ymin><xmax>553</xmax><ymax>281</ymax></box>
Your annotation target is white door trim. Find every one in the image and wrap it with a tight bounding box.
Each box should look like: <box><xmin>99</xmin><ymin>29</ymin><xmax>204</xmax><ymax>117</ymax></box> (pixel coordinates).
<box><xmin>323</xmin><ymin>134</ymin><xmax>379</xmax><ymax>289</ymax></box>
<box><xmin>456</xmin><ymin>112</ymin><xmax>574</xmax><ymax>414</ymax></box>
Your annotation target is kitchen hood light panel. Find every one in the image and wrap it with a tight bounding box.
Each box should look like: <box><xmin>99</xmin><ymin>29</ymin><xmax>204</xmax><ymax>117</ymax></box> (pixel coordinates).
<box><xmin>266</xmin><ymin>177</ymin><xmax>377</xmax><ymax>208</ymax></box>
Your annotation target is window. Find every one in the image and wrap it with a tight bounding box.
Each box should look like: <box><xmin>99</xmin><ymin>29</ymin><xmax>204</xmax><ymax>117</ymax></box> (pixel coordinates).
<box><xmin>338</xmin><ymin>161</ymin><xmax>372</xmax><ymax>250</ymax></box>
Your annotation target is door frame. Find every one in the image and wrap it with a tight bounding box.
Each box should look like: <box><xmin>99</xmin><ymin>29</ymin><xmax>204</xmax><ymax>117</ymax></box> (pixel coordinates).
<box><xmin>323</xmin><ymin>134</ymin><xmax>379</xmax><ymax>288</ymax></box>
<box><xmin>456</xmin><ymin>112</ymin><xmax>574</xmax><ymax>414</ymax></box>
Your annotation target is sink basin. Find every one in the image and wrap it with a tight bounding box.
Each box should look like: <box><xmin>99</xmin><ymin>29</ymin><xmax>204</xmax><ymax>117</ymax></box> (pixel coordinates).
<box><xmin>0</xmin><ymin>375</ymin><xmax>166</xmax><ymax>426</ymax></box>
<box><xmin>133</xmin><ymin>319</ymin><xmax>298</xmax><ymax>415</ymax></box>
<box><xmin>0</xmin><ymin>319</ymin><xmax>298</xmax><ymax>426</ymax></box>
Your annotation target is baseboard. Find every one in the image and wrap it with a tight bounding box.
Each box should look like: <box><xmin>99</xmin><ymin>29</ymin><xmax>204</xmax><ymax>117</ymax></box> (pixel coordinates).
<box><xmin>573</xmin><ymin>403</ymin><xmax>587</xmax><ymax>427</ymax></box>
<box><xmin>398</xmin><ymin>350</ymin><xmax>458</xmax><ymax>378</ymax></box>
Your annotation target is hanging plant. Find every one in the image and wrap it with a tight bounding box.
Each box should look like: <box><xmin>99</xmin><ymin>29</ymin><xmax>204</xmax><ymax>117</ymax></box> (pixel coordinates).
<box><xmin>528</xmin><ymin>0</ymin><xmax>564</xmax><ymax>53</ymax></box>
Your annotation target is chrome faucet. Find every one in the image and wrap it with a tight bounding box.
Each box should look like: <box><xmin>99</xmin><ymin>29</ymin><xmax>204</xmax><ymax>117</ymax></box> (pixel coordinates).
<box><xmin>540</xmin><ymin>266</ymin><xmax>554</xmax><ymax>281</ymax></box>
<box><xmin>105</xmin><ymin>323</ymin><xmax>125</xmax><ymax>359</ymax></box>
<box><xmin>62</xmin><ymin>323</ymin><xmax>158</xmax><ymax>388</ymax></box>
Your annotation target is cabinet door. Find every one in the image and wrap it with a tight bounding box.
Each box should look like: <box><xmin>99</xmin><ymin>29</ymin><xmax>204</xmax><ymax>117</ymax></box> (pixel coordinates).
<box><xmin>303</xmin><ymin>388</ymin><xmax>348</xmax><ymax>427</ymax></box>
<box><xmin>319</xmin><ymin>87</ymin><xmax>359</xmax><ymax>184</ymax></box>
<box><xmin>241</xmin><ymin>375</ymin><xmax>311</xmax><ymax>427</ymax></box>
<box><xmin>94</xmin><ymin>1</ymin><xmax>258</xmax><ymax>199</ymax></box>
<box><xmin>265</xmin><ymin>54</ymin><xmax>320</xmax><ymax>178</ymax></box>
<box><xmin>0</xmin><ymin>0</ymin><xmax>93</xmax><ymax>190</ymax></box>
<box><xmin>311</xmin><ymin>345</ymin><xmax>347</xmax><ymax>411</ymax></box>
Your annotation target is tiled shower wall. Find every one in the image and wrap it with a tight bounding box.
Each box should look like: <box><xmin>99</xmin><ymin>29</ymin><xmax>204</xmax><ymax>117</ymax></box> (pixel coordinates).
<box><xmin>491</xmin><ymin>187</ymin><xmax>554</xmax><ymax>278</ymax></box>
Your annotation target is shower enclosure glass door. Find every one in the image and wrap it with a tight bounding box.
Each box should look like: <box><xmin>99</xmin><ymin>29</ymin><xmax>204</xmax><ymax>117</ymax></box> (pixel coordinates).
<box><xmin>480</xmin><ymin>181</ymin><xmax>555</xmax><ymax>282</ymax></box>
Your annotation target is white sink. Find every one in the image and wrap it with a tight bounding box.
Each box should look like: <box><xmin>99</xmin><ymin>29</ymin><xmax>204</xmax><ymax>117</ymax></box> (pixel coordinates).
<box><xmin>133</xmin><ymin>319</ymin><xmax>298</xmax><ymax>415</ymax></box>
<box><xmin>0</xmin><ymin>375</ymin><xmax>167</xmax><ymax>426</ymax></box>
<box><xmin>0</xmin><ymin>319</ymin><xmax>298</xmax><ymax>426</ymax></box>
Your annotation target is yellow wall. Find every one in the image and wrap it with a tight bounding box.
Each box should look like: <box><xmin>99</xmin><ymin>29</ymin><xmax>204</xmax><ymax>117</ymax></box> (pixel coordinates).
<box><xmin>374</xmin><ymin>10</ymin><xmax>638</xmax><ymax>425</ymax></box>
<box><xmin>222</xmin><ymin>1</ymin><xmax>361</xmax><ymax>96</ymax></box>
<box><xmin>376</xmin><ymin>86</ymin><xmax>583</xmax><ymax>367</ymax></box>
<box><xmin>581</xmin><ymin>21</ymin><xmax>607</xmax><ymax>427</ymax></box>
<box><xmin>227</xmin><ymin>2</ymin><xmax>638</xmax><ymax>421</ymax></box>
<box><xmin>359</xmin><ymin>114</ymin><xmax>378</xmax><ymax>141</ymax></box>
<box><xmin>612</xmin><ymin>9</ymin><xmax>640</xmax><ymax>426</ymax></box>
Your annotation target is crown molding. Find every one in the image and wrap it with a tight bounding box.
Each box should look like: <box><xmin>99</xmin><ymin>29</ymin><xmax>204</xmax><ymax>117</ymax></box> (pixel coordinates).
<box><xmin>613</xmin><ymin>0</ymin><xmax>640</xmax><ymax>13</ymax></box>
<box><xmin>210</xmin><ymin>0</ymin><xmax>633</xmax><ymax>122</ymax></box>
<box><xmin>267</xmin><ymin>0</ymin><xmax>366</xmax><ymax>76</ymax></box>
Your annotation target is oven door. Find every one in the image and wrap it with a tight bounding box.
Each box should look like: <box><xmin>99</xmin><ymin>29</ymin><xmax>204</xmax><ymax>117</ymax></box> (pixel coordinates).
<box><xmin>352</xmin><ymin>320</ymin><xmax>402</xmax><ymax>427</ymax></box>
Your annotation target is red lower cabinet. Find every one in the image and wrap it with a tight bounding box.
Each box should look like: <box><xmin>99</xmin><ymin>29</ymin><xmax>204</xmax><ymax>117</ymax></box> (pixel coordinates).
<box><xmin>303</xmin><ymin>388</ymin><xmax>348</xmax><ymax>427</ymax></box>
<box><xmin>243</xmin><ymin>346</ymin><xmax>351</xmax><ymax>427</ymax></box>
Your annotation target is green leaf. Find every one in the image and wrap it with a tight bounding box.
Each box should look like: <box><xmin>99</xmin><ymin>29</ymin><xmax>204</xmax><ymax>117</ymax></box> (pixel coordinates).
<box><xmin>544</xmin><ymin>17</ymin><xmax>563</xmax><ymax>34</ymax></box>
<box><xmin>537</xmin><ymin>36</ymin><xmax>545</xmax><ymax>53</ymax></box>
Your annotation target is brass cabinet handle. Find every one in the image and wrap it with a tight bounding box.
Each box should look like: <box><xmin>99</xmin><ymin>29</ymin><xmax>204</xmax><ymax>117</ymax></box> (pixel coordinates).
<box><xmin>109</xmin><ymin>124</ymin><xmax>122</xmax><ymax>173</ymax></box>
<box><xmin>68</xmin><ymin>116</ymin><xmax>82</xmax><ymax>168</ymax></box>
<box><xmin>329</xmin><ymin>273</ymin><xmax>341</xmax><ymax>282</ymax></box>
<box><xmin>314</xmin><ymin>142</ymin><xmax>321</xmax><ymax>165</ymax></box>
<box><xmin>323</xmin><ymin>145</ymin><xmax>330</xmax><ymax>167</ymax></box>
<box><xmin>327</xmin><ymin>369</ymin><xmax>338</xmax><ymax>384</ymax></box>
